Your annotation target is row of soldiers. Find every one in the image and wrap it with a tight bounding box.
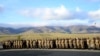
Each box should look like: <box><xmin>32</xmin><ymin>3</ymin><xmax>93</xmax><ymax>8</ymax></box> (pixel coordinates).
<box><xmin>1</xmin><ymin>37</ymin><xmax>100</xmax><ymax>49</ymax></box>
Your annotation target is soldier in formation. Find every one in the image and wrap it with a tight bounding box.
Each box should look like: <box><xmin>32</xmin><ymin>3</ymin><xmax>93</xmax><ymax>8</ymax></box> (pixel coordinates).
<box><xmin>72</xmin><ymin>38</ymin><xmax>77</xmax><ymax>49</ymax></box>
<box><xmin>64</xmin><ymin>38</ymin><xmax>69</xmax><ymax>48</ymax></box>
<box><xmin>49</xmin><ymin>39</ymin><xmax>53</xmax><ymax>48</ymax></box>
<box><xmin>80</xmin><ymin>38</ymin><xmax>85</xmax><ymax>49</ymax></box>
<box><xmin>38</xmin><ymin>39</ymin><xmax>42</xmax><ymax>48</ymax></box>
<box><xmin>90</xmin><ymin>38</ymin><xmax>95</xmax><ymax>49</ymax></box>
<box><xmin>68</xmin><ymin>38</ymin><xmax>73</xmax><ymax>48</ymax></box>
<box><xmin>95</xmin><ymin>37</ymin><xmax>100</xmax><ymax>49</ymax></box>
<box><xmin>60</xmin><ymin>39</ymin><xmax>65</xmax><ymax>49</ymax></box>
<box><xmin>1</xmin><ymin>37</ymin><xmax>100</xmax><ymax>49</ymax></box>
<box><xmin>86</xmin><ymin>38</ymin><xmax>91</xmax><ymax>49</ymax></box>
<box><xmin>32</xmin><ymin>40</ymin><xmax>37</xmax><ymax>48</ymax></box>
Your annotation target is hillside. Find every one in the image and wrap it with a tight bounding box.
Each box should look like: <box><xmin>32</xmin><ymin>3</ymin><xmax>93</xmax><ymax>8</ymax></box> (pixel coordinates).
<box><xmin>0</xmin><ymin>25</ymin><xmax>100</xmax><ymax>35</ymax></box>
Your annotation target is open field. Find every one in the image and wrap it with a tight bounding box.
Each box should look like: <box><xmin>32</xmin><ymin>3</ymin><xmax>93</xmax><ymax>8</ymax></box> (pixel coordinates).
<box><xmin>0</xmin><ymin>33</ymin><xmax>100</xmax><ymax>42</ymax></box>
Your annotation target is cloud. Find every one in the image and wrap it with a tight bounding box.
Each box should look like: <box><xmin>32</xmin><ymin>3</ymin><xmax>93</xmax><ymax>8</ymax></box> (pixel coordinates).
<box><xmin>9</xmin><ymin>21</ymin><xmax>49</xmax><ymax>27</ymax></box>
<box><xmin>76</xmin><ymin>7</ymin><xmax>82</xmax><ymax>12</ymax></box>
<box><xmin>20</xmin><ymin>5</ymin><xmax>97</xmax><ymax>21</ymax></box>
<box><xmin>88</xmin><ymin>9</ymin><xmax>100</xmax><ymax>19</ymax></box>
<box><xmin>8</xmin><ymin>19</ymin><xmax>90</xmax><ymax>27</ymax></box>
<box><xmin>0</xmin><ymin>5</ymin><xmax>4</xmax><ymax>13</ymax></box>
<box><xmin>19</xmin><ymin>5</ymin><xmax>72</xmax><ymax>20</ymax></box>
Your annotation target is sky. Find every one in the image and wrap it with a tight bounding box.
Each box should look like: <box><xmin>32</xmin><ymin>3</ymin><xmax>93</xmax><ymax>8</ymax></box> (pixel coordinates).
<box><xmin>0</xmin><ymin>0</ymin><xmax>100</xmax><ymax>27</ymax></box>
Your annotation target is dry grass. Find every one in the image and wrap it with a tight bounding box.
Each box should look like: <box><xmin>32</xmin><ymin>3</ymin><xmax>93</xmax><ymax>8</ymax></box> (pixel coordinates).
<box><xmin>0</xmin><ymin>33</ymin><xmax>100</xmax><ymax>42</ymax></box>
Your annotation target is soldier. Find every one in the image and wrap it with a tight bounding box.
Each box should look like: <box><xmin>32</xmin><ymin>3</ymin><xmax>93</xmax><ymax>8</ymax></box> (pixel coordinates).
<box><xmin>86</xmin><ymin>38</ymin><xmax>91</xmax><ymax>49</ymax></box>
<box><xmin>41</xmin><ymin>39</ymin><xmax>43</xmax><ymax>48</ymax></box>
<box><xmin>7</xmin><ymin>40</ymin><xmax>10</xmax><ymax>49</ymax></box>
<box><xmin>95</xmin><ymin>37</ymin><xmax>99</xmax><ymax>49</ymax></box>
<box><xmin>49</xmin><ymin>39</ymin><xmax>53</xmax><ymax>49</ymax></box>
<box><xmin>61</xmin><ymin>39</ymin><xmax>65</xmax><ymax>49</ymax></box>
<box><xmin>17</xmin><ymin>40</ymin><xmax>20</xmax><ymax>49</ymax></box>
<box><xmin>26</xmin><ymin>40</ymin><xmax>30</xmax><ymax>48</ymax></box>
<box><xmin>4</xmin><ymin>41</ymin><xmax>8</xmax><ymax>49</ymax></box>
<box><xmin>59</xmin><ymin>39</ymin><xmax>62</xmax><ymax>48</ymax></box>
<box><xmin>22</xmin><ymin>40</ymin><xmax>26</xmax><ymax>48</ymax></box>
<box><xmin>69</xmin><ymin>38</ymin><xmax>73</xmax><ymax>48</ymax></box>
<box><xmin>38</xmin><ymin>39</ymin><xmax>42</xmax><ymax>48</ymax></box>
<box><xmin>16</xmin><ymin>40</ymin><xmax>18</xmax><ymax>48</ymax></box>
<box><xmin>83</xmin><ymin>38</ymin><xmax>88</xmax><ymax>49</ymax></box>
<box><xmin>72</xmin><ymin>38</ymin><xmax>77</xmax><ymax>49</ymax></box>
<box><xmin>90</xmin><ymin>38</ymin><xmax>95</xmax><ymax>49</ymax></box>
<box><xmin>76</xmin><ymin>38</ymin><xmax>79</xmax><ymax>49</ymax></box>
<box><xmin>8</xmin><ymin>40</ymin><xmax>11</xmax><ymax>48</ymax></box>
<box><xmin>13</xmin><ymin>40</ymin><xmax>16</xmax><ymax>48</ymax></box>
<box><xmin>44</xmin><ymin>39</ymin><xmax>47</xmax><ymax>49</ymax></box>
<box><xmin>57</xmin><ymin>39</ymin><xmax>60</xmax><ymax>48</ymax></box>
<box><xmin>64</xmin><ymin>38</ymin><xmax>69</xmax><ymax>49</ymax></box>
<box><xmin>80</xmin><ymin>38</ymin><xmax>85</xmax><ymax>49</ymax></box>
<box><xmin>6</xmin><ymin>40</ymin><xmax>11</xmax><ymax>49</ymax></box>
<box><xmin>10</xmin><ymin>40</ymin><xmax>14</xmax><ymax>49</ymax></box>
<box><xmin>29</xmin><ymin>40</ymin><xmax>33</xmax><ymax>48</ymax></box>
<box><xmin>55</xmin><ymin>39</ymin><xmax>59</xmax><ymax>48</ymax></box>
<box><xmin>15</xmin><ymin>40</ymin><xmax>17</xmax><ymax>48</ymax></box>
<box><xmin>46</xmin><ymin>39</ymin><xmax>50</xmax><ymax>49</ymax></box>
<box><xmin>32</xmin><ymin>40</ymin><xmax>34</xmax><ymax>48</ymax></box>
<box><xmin>19</xmin><ymin>40</ymin><xmax>23</xmax><ymax>49</ymax></box>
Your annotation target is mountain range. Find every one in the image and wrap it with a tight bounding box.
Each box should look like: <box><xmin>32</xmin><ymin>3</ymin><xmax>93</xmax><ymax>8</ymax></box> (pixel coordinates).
<box><xmin>0</xmin><ymin>25</ymin><xmax>100</xmax><ymax>35</ymax></box>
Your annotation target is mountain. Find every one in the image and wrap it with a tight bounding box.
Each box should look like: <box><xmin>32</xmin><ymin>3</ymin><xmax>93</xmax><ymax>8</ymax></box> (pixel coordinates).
<box><xmin>0</xmin><ymin>25</ymin><xmax>100</xmax><ymax>35</ymax></box>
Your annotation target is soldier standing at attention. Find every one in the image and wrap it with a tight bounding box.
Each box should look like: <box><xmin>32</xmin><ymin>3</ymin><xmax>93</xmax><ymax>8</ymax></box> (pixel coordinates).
<box><xmin>20</xmin><ymin>40</ymin><xmax>23</xmax><ymax>48</ymax></box>
<box><xmin>61</xmin><ymin>39</ymin><xmax>65</xmax><ymax>49</ymax></box>
<box><xmin>72</xmin><ymin>38</ymin><xmax>77</xmax><ymax>49</ymax></box>
<box><xmin>41</xmin><ymin>39</ymin><xmax>44</xmax><ymax>48</ymax></box>
<box><xmin>90</xmin><ymin>38</ymin><xmax>95</xmax><ymax>49</ymax></box>
<box><xmin>33</xmin><ymin>40</ymin><xmax>36</xmax><ymax>48</ymax></box>
<box><xmin>44</xmin><ymin>39</ymin><xmax>47</xmax><ymax>49</ymax></box>
<box><xmin>64</xmin><ymin>38</ymin><xmax>69</xmax><ymax>49</ymax></box>
<box><xmin>46</xmin><ymin>39</ymin><xmax>50</xmax><ymax>49</ymax></box>
<box><xmin>26</xmin><ymin>40</ymin><xmax>29</xmax><ymax>48</ymax></box>
<box><xmin>95</xmin><ymin>37</ymin><xmax>99</xmax><ymax>49</ymax></box>
<box><xmin>15</xmin><ymin>40</ymin><xmax>17</xmax><ymax>48</ymax></box>
<box><xmin>80</xmin><ymin>38</ymin><xmax>85</xmax><ymax>49</ymax></box>
<box><xmin>86</xmin><ymin>38</ymin><xmax>91</xmax><ymax>49</ymax></box>
<box><xmin>30</xmin><ymin>40</ymin><xmax>33</xmax><ymax>48</ymax></box>
<box><xmin>49</xmin><ymin>40</ymin><xmax>53</xmax><ymax>48</ymax></box>
<box><xmin>58</xmin><ymin>39</ymin><xmax>61</xmax><ymax>48</ymax></box>
<box><xmin>69</xmin><ymin>38</ymin><xmax>73</xmax><ymax>48</ymax></box>
<box><xmin>18</xmin><ymin>40</ymin><xmax>20</xmax><ymax>49</ymax></box>
<box><xmin>38</xmin><ymin>39</ymin><xmax>41</xmax><ymax>48</ymax></box>
<box><xmin>5</xmin><ymin>41</ymin><xmax>8</xmax><ymax>49</ymax></box>
<box><xmin>76</xmin><ymin>38</ymin><xmax>80</xmax><ymax>49</ymax></box>
<box><xmin>55</xmin><ymin>39</ymin><xmax>58</xmax><ymax>48</ymax></box>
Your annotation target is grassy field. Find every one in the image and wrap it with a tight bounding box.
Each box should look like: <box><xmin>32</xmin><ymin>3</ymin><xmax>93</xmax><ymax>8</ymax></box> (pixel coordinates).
<box><xmin>0</xmin><ymin>33</ymin><xmax>100</xmax><ymax>42</ymax></box>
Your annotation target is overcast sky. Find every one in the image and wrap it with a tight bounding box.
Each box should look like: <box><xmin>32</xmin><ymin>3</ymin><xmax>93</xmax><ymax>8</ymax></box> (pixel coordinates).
<box><xmin>0</xmin><ymin>0</ymin><xmax>100</xmax><ymax>27</ymax></box>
